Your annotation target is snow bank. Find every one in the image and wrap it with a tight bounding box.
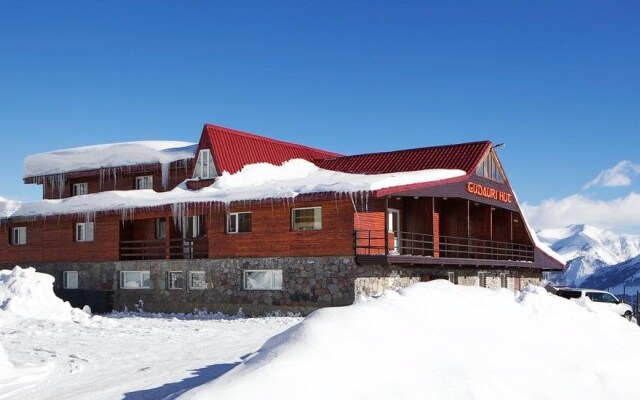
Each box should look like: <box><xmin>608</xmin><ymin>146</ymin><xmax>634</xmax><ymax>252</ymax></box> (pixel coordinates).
<box><xmin>23</xmin><ymin>141</ymin><xmax>196</xmax><ymax>178</ymax></box>
<box><xmin>181</xmin><ymin>281</ymin><xmax>640</xmax><ymax>400</ymax></box>
<box><xmin>0</xmin><ymin>266</ymin><xmax>93</xmax><ymax>323</ymax></box>
<box><xmin>0</xmin><ymin>341</ymin><xmax>14</xmax><ymax>374</ymax></box>
<box><xmin>2</xmin><ymin>159</ymin><xmax>465</xmax><ymax>219</ymax></box>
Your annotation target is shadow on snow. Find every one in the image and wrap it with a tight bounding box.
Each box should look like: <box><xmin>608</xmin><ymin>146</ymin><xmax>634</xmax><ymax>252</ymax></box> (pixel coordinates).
<box><xmin>122</xmin><ymin>362</ymin><xmax>239</xmax><ymax>400</ymax></box>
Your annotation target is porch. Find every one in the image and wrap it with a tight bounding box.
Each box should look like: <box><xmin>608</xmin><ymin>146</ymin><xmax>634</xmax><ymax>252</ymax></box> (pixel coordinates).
<box><xmin>354</xmin><ymin>229</ymin><xmax>534</xmax><ymax>267</ymax></box>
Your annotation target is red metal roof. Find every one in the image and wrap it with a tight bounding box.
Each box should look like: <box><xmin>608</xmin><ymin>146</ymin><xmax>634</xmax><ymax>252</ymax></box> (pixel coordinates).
<box><xmin>202</xmin><ymin>124</ymin><xmax>343</xmax><ymax>174</ymax></box>
<box><xmin>313</xmin><ymin>141</ymin><xmax>492</xmax><ymax>175</ymax></box>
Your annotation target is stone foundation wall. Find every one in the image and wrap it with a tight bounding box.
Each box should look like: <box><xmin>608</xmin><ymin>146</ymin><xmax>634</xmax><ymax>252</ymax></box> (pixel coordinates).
<box><xmin>1</xmin><ymin>259</ymin><xmax>542</xmax><ymax>315</ymax></box>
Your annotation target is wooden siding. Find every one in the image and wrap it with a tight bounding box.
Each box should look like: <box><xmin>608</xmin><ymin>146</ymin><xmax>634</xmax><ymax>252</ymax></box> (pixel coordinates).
<box><xmin>1</xmin><ymin>216</ymin><xmax>120</xmax><ymax>263</ymax></box>
<box><xmin>209</xmin><ymin>200</ymin><xmax>356</xmax><ymax>257</ymax></box>
<box><xmin>40</xmin><ymin>161</ymin><xmax>193</xmax><ymax>199</ymax></box>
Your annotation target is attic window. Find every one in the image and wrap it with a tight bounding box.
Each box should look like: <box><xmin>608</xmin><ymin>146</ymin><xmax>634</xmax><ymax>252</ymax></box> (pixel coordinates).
<box><xmin>476</xmin><ymin>152</ymin><xmax>505</xmax><ymax>183</ymax></box>
<box><xmin>194</xmin><ymin>149</ymin><xmax>215</xmax><ymax>179</ymax></box>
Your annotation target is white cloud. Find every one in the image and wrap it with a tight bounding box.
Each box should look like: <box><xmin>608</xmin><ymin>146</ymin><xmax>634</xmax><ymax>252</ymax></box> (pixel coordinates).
<box><xmin>521</xmin><ymin>192</ymin><xmax>640</xmax><ymax>231</ymax></box>
<box><xmin>583</xmin><ymin>160</ymin><xmax>640</xmax><ymax>189</ymax></box>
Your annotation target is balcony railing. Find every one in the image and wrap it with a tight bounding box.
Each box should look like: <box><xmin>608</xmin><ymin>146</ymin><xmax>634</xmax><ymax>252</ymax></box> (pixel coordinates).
<box><xmin>354</xmin><ymin>230</ymin><xmax>534</xmax><ymax>262</ymax></box>
<box><xmin>120</xmin><ymin>238</ymin><xmax>208</xmax><ymax>260</ymax></box>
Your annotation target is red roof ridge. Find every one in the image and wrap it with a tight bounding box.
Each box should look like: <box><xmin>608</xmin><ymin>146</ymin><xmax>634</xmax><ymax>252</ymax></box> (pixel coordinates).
<box><xmin>319</xmin><ymin>140</ymin><xmax>492</xmax><ymax>161</ymax></box>
<box><xmin>204</xmin><ymin>123</ymin><xmax>342</xmax><ymax>158</ymax></box>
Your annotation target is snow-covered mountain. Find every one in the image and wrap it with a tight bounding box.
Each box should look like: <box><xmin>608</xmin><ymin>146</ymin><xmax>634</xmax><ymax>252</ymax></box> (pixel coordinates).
<box><xmin>581</xmin><ymin>254</ymin><xmax>640</xmax><ymax>295</ymax></box>
<box><xmin>536</xmin><ymin>224</ymin><xmax>640</xmax><ymax>287</ymax></box>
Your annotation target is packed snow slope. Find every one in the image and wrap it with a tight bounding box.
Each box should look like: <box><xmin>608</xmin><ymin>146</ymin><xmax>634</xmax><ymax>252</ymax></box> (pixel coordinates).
<box><xmin>23</xmin><ymin>141</ymin><xmax>197</xmax><ymax>178</ymax></box>
<box><xmin>537</xmin><ymin>224</ymin><xmax>640</xmax><ymax>286</ymax></box>
<box><xmin>181</xmin><ymin>281</ymin><xmax>640</xmax><ymax>400</ymax></box>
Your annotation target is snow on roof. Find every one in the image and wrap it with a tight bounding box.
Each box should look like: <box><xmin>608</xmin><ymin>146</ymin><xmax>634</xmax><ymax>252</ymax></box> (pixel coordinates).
<box><xmin>23</xmin><ymin>141</ymin><xmax>197</xmax><ymax>178</ymax></box>
<box><xmin>3</xmin><ymin>159</ymin><xmax>466</xmax><ymax>219</ymax></box>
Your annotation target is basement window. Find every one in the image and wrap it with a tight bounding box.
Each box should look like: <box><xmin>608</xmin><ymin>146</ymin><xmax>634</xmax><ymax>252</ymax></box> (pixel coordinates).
<box><xmin>447</xmin><ymin>271</ymin><xmax>456</xmax><ymax>284</ymax></box>
<box><xmin>188</xmin><ymin>271</ymin><xmax>206</xmax><ymax>290</ymax></box>
<box><xmin>168</xmin><ymin>271</ymin><xmax>183</xmax><ymax>289</ymax></box>
<box><xmin>75</xmin><ymin>222</ymin><xmax>94</xmax><ymax>242</ymax></box>
<box><xmin>120</xmin><ymin>271</ymin><xmax>151</xmax><ymax>289</ymax></box>
<box><xmin>11</xmin><ymin>227</ymin><xmax>26</xmax><ymax>245</ymax></box>
<box><xmin>135</xmin><ymin>175</ymin><xmax>153</xmax><ymax>190</ymax></box>
<box><xmin>228</xmin><ymin>212</ymin><xmax>252</xmax><ymax>233</ymax></box>
<box><xmin>63</xmin><ymin>271</ymin><xmax>78</xmax><ymax>289</ymax></box>
<box><xmin>243</xmin><ymin>270</ymin><xmax>283</xmax><ymax>290</ymax></box>
<box><xmin>291</xmin><ymin>207</ymin><xmax>322</xmax><ymax>231</ymax></box>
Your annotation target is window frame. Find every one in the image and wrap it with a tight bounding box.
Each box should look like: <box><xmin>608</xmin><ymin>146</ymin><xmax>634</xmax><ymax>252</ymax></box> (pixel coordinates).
<box><xmin>75</xmin><ymin>222</ymin><xmax>95</xmax><ymax>242</ymax></box>
<box><xmin>72</xmin><ymin>182</ymin><xmax>89</xmax><ymax>196</ymax></box>
<box><xmin>291</xmin><ymin>207</ymin><xmax>322</xmax><ymax>231</ymax></box>
<box><xmin>168</xmin><ymin>271</ymin><xmax>184</xmax><ymax>290</ymax></box>
<box><xmin>227</xmin><ymin>212</ymin><xmax>252</xmax><ymax>234</ymax></box>
<box><xmin>156</xmin><ymin>218</ymin><xmax>166</xmax><ymax>239</ymax></box>
<box><xmin>120</xmin><ymin>271</ymin><xmax>152</xmax><ymax>289</ymax></box>
<box><xmin>194</xmin><ymin>149</ymin><xmax>215</xmax><ymax>179</ymax></box>
<box><xmin>11</xmin><ymin>226</ymin><xmax>27</xmax><ymax>245</ymax></box>
<box><xmin>447</xmin><ymin>271</ymin><xmax>456</xmax><ymax>284</ymax></box>
<box><xmin>63</xmin><ymin>271</ymin><xmax>79</xmax><ymax>289</ymax></box>
<box><xmin>500</xmin><ymin>272</ymin><xmax>507</xmax><ymax>288</ymax></box>
<box><xmin>188</xmin><ymin>271</ymin><xmax>206</xmax><ymax>290</ymax></box>
<box><xmin>135</xmin><ymin>175</ymin><xmax>154</xmax><ymax>190</ymax></box>
<box><xmin>243</xmin><ymin>270</ymin><xmax>283</xmax><ymax>291</ymax></box>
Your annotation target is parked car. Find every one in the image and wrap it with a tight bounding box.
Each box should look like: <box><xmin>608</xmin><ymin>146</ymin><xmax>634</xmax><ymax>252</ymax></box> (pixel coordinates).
<box><xmin>555</xmin><ymin>288</ymin><xmax>633</xmax><ymax>320</ymax></box>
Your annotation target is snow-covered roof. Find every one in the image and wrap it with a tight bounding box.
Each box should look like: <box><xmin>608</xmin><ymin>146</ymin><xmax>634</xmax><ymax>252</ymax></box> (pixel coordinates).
<box><xmin>4</xmin><ymin>159</ymin><xmax>466</xmax><ymax>219</ymax></box>
<box><xmin>23</xmin><ymin>141</ymin><xmax>197</xmax><ymax>178</ymax></box>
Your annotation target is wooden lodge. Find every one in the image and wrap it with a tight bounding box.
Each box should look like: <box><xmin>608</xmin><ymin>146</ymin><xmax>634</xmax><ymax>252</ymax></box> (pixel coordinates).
<box><xmin>0</xmin><ymin>123</ymin><xmax>564</xmax><ymax>314</ymax></box>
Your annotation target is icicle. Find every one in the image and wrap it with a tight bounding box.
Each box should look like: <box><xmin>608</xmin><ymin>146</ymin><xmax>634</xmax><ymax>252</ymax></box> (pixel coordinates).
<box><xmin>161</xmin><ymin>163</ymin><xmax>170</xmax><ymax>190</ymax></box>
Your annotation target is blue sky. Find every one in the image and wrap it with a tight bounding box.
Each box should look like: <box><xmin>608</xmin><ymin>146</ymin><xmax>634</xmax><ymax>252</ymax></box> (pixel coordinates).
<box><xmin>1</xmin><ymin>1</ymin><xmax>639</xmax><ymax>232</ymax></box>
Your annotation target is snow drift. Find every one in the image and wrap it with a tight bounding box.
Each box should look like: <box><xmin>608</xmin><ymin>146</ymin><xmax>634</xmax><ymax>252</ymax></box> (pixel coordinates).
<box><xmin>181</xmin><ymin>281</ymin><xmax>640</xmax><ymax>400</ymax></box>
<box><xmin>0</xmin><ymin>266</ymin><xmax>92</xmax><ymax>323</ymax></box>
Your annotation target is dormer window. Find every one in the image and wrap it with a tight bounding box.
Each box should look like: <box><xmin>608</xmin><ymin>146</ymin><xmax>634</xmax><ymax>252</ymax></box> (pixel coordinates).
<box><xmin>72</xmin><ymin>182</ymin><xmax>88</xmax><ymax>196</ymax></box>
<box><xmin>194</xmin><ymin>149</ymin><xmax>215</xmax><ymax>179</ymax></box>
<box><xmin>476</xmin><ymin>152</ymin><xmax>505</xmax><ymax>183</ymax></box>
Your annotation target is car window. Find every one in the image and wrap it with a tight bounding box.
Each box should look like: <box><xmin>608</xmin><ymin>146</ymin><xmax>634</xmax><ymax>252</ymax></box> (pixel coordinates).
<box><xmin>601</xmin><ymin>293</ymin><xmax>618</xmax><ymax>304</ymax></box>
<box><xmin>557</xmin><ymin>290</ymin><xmax>581</xmax><ymax>299</ymax></box>
<box><xmin>586</xmin><ymin>292</ymin><xmax>605</xmax><ymax>302</ymax></box>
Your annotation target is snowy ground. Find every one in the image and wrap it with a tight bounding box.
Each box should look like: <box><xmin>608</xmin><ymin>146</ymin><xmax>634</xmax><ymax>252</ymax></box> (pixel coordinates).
<box><xmin>0</xmin><ymin>267</ymin><xmax>301</xmax><ymax>400</ymax></box>
<box><xmin>3</xmin><ymin>266</ymin><xmax>640</xmax><ymax>400</ymax></box>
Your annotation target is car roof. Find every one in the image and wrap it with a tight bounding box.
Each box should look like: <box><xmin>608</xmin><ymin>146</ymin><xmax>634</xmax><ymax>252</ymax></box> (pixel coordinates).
<box><xmin>557</xmin><ymin>288</ymin><xmax>612</xmax><ymax>294</ymax></box>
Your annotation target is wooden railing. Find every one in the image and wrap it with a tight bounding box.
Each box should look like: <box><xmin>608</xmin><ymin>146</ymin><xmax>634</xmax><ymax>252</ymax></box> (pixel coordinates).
<box><xmin>354</xmin><ymin>230</ymin><xmax>534</xmax><ymax>262</ymax></box>
<box><xmin>120</xmin><ymin>238</ymin><xmax>208</xmax><ymax>260</ymax></box>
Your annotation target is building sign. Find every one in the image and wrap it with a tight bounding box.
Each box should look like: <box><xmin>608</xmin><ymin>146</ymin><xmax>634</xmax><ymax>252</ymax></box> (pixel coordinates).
<box><xmin>467</xmin><ymin>182</ymin><xmax>513</xmax><ymax>204</ymax></box>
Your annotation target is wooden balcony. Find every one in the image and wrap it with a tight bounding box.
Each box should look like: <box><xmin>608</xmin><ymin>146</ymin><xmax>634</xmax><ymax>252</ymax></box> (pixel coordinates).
<box><xmin>354</xmin><ymin>230</ymin><xmax>534</xmax><ymax>267</ymax></box>
<box><xmin>120</xmin><ymin>238</ymin><xmax>208</xmax><ymax>260</ymax></box>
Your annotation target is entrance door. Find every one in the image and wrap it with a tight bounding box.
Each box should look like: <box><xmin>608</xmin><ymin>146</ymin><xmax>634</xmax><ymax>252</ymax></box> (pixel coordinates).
<box><xmin>388</xmin><ymin>209</ymin><xmax>400</xmax><ymax>254</ymax></box>
<box><xmin>182</xmin><ymin>216</ymin><xmax>201</xmax><ymax>259</ymax></box>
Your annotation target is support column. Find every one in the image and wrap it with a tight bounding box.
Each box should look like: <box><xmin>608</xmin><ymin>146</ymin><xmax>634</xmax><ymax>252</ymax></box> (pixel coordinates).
<box><xmin>433</xmin><ymin>198</ymin><xmax>440</xmax><ymax>258</ymax></box>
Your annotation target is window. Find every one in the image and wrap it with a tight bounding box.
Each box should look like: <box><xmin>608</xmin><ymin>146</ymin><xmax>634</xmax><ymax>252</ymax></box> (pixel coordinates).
<box><xmin>447</xmin><ymin>271</ymin><xmax>456</xmax><ymax>284</ymax></box>
<box><xmin>72</xmin><ymin>182</ymin><xmax>88</xmax><ymax>196</ymax></box>
<box><xmin>63</xmin><ymin>271</ymin><xmax>78</xmax><ymax>289</ymax></box>
<box><xmin>182</xmin><ymin>215</ymin><xmax>203</xmax><ymax>238</ymax></box>
<box><xmin>500</xmin><ymin>273</ymin><xmax>507</xmax><ymax>288</ymax></box>
<box><xmin>135</xmin><ymin>175</ymin><xmax>153</xmax><ymax>190</ymax></box>
<box><xmin>228</xmin><ymin>212</ymin><xmax>252</xmax><ymax>233</ymax></box>
<box><xmin>188</xmin><ymin>271</ymin><xmax>206</xmax><ymax>290</ymax></box>
<box><xmin>478</xmin><ymin>272</ymin><xmax>486</xmax><ymax>288</ymax></box>
<box><xmin>156</xmin><ymin>218</ymin><xmax>166</xmax><ymax>239</ymax></box>
<box><xmin>75</xmin><ymin>222</ymin><xmax>94</xmax><ymax>242</ymax></box>
<box><xmin>120</xmin><ymin>271</ymin><xmax>151</xmax><ymax>289</ymax></box>
<box><xmin>476</xmin><ymin>153</ymin><xmax>505</xmax><ymax>183</ymax></box>
<box><xmin>243</xmin><ymin>270</ymin><xmax>283</xmax><ymax>290</ymax></box>
<box><xmin>291</xmin><ymin>207</ymin><xmax>322</xmax><ymax>231</ymax></box>
<box><xmin>193</xmin><ymin>149</ymin><xmax>215</xmax><ymax>179</ymax></box>
<box><xmin>168</xmin><ymin>271</ymin><xmax>183</xmax><ymax>289</ymax></box>
<box><xmin>11</xmin><ymin>227</ymin><xmax>26</xmax><ymax>245</ymax></box>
